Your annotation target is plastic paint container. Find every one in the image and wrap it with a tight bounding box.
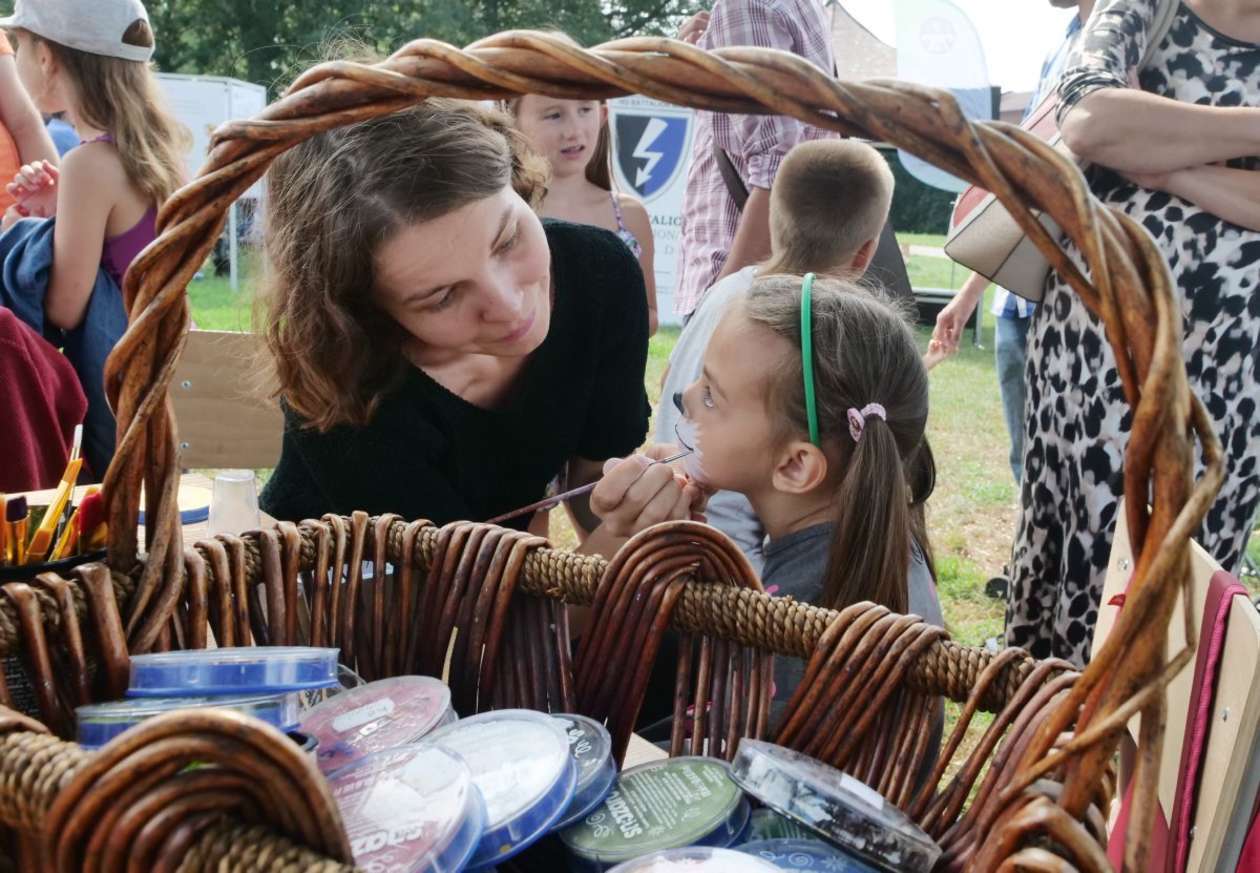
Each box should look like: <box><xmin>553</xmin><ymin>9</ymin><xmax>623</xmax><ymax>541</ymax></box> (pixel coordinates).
<box><xmin>735</xmin><ymin>838</ymin><xmax>880</xmax><ymax>871</ymax></box>
<box><xmin>425</xmin><ymin>709</ymin><xmax>576</xmax><ymax>869</ymax></box>
<box><xmin>560</xmin><ymin>757</ymin><xmax>750</xmax><ymax>872</ymax></box>
<box><xmin>302</xmin><ymin>676</ymin><xmax>456</xmax><ymax>774</ymax></box>
<box><xmin>330</xmin><ymin>743</ymin><xmax>486</xmax><ymax>873</ymax></box>
<box><xmin>741</xmin><ymin>808</ymin><xmax>813</xmax><ymax>842</ymax></box>
<box><xmin>607</xmin><ymin>847</ymin><xmax>781</xmax><ymax>872</ymax></box>
<box><xmin>551</xmin><ymin>714</ymin><xmax>616</xmax><ymax>830</ymax></box>
<box><xmin>288</xmin><ymin>729</ymin><xmax>319</xmax><ymax>761</ymax></box>
<box><xmin>76</xmin><ymin>692</ymin><xmax>302</xmax><ymax>748</ymax></box>
<box><xmin>730</xmin><ymin>740</ymin><xmax>940</xmax><ymax>873</ymax></box>
<box><xmin>128</xmin><ymin>646</ymin><xmax>340</xmax><ymax>696</ymax></box>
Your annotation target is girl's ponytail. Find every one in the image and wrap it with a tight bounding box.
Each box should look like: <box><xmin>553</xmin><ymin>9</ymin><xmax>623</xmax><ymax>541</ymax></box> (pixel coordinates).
<box><xmin>744</xmin><ymin>276</ymin><xmax>932</xmax><ymax>614</ymax></box>
<box><xmin>824</xmin><ymin>412</ymin><xmax>914</xmax><ymax>614</ymax></box>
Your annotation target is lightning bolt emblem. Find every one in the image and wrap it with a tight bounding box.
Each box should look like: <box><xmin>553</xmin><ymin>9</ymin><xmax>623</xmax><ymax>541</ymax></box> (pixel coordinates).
<box><xmin>632</xmin><ymin>118</ymin><xmax>668</xmax><ymax>189</ymax></box>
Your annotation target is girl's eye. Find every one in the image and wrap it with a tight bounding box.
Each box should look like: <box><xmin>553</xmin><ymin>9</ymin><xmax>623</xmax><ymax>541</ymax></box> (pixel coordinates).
<box><xmin>702</xmin><ymin>385</ymin><xmax>715</xmax><ymax>409</ymax></box>
<box><xmin>544</xmin><ymin>112</ymin><xmax>561</xmax><ymax>121</ymax></box>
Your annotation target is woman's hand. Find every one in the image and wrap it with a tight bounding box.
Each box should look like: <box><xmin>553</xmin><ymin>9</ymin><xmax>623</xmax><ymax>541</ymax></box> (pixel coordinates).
<box><xmin>590</xmin><ymin>453</ymin><xmax>705</xmax><ymax>539</ymax></box>
<box><xmin>7</xmin><ymin>160</ymin><xmax>58</xmax><ymax>218</ymax></box>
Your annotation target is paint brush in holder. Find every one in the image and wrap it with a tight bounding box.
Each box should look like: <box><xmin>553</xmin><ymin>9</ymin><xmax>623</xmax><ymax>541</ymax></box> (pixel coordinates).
<box><xmin>486</xmin><ymin>448</ymin><xmax>694</xmax><ymax>526</ymax></box>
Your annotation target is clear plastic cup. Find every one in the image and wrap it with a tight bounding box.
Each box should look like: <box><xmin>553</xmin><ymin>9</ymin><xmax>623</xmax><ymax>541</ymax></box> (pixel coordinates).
<box><xmin>208</xmin><ymin>469</ymin><xmax>260</xmax><ymax>536</ymax></box>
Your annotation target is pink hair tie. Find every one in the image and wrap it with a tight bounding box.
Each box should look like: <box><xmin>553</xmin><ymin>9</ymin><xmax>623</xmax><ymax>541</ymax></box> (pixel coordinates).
<box><xmin>847</xmin><ymin>403</ymin><xmax>887</xmax><ymax>443</ymax></box>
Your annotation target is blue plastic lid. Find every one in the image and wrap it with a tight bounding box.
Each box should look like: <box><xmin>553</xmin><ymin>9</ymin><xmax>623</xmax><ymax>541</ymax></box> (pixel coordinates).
<box><xmin>76</xmin><ymin>691</ymin><xmax>302</xmax><ymax>747</ymax></box>
<box><xmin>735</xmin><ymin>838</ymin><xmax>880</xmax><ymax>871</ymax></box>
<box><xmin>330</xmin><ymin>743</ymin><xmax>486</xmax><ymax>873</ymax></box>
<box><xmin>607</xmin><ymin>847</ymin><xmax>781</xmax><ymax>872</ymax></box>
<box><xmin>127</xmin><ymin>646</ymin><xmax>341</xmax><ymax>696</ymax></box>
<box><xmin>424</xmin><ymin>709</ymin><xmax>576</xmax><ymax>869</ymax></box>
<box><xmin>551</xmin><ymin>714</ymin><xmax>616</xmax><ymax>831</ymax></box>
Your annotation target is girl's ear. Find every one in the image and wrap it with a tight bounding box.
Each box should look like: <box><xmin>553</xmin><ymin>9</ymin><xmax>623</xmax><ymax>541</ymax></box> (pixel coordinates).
<box><xmin>771</xmin><ymin>440</ymin><xmax>830</xmax><ymax>495</ymax></box>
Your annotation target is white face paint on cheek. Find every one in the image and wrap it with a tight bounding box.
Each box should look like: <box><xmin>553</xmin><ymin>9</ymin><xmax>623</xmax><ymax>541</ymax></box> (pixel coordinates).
<box><xmin>674</xmin><ymin>418</ymin><xmax>707</xmax><ymax>485</ymax></box>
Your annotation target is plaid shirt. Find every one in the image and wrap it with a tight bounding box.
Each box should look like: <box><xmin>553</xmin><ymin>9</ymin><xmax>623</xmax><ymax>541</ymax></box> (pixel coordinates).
<box><xmin>674</xmin><ymin>0</ymin><xmax>836</xmax><ymax>317</ymax></box>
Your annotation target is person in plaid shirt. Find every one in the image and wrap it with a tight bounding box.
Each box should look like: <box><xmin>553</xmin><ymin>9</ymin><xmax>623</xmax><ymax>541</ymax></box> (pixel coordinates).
<box><xmin>674</xmin><ymin>0</ymin><xmax>836</xmax><ymax>319</ymax></box>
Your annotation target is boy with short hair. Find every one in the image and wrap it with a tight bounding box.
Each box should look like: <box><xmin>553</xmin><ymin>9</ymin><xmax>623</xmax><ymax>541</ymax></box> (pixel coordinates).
<box><xmin>656</xmin><ymin>138</ymin><xmax>898</xmax><ymax>572</ymax></box>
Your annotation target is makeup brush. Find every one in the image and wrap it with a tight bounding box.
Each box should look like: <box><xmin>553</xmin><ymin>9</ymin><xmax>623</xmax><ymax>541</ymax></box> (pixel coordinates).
<box><xmin>486</xmin><ymin>449</ymin><xmax>693</xmax><ymax>526</ymax></box>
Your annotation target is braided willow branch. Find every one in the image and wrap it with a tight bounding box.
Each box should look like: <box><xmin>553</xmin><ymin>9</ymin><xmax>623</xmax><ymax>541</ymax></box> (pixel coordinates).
<box><xmin>90</xmin><ymin>31</ymin><xmax>1217</xmax><ymax>871</ymax></box>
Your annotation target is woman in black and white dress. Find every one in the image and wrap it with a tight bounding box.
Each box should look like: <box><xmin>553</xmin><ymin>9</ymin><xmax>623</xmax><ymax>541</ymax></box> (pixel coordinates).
<box><xmin>1007</xmin><ymin>0</ymin><xmax>1260</xmax><ymax>665</ymax></box>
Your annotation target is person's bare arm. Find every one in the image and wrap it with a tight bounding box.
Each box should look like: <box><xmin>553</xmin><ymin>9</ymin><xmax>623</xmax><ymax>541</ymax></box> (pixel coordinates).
<box><xmin>713</xmin><ymin>185</ymin><xmax>772</xmax><ymax>284</ymax></box>
<box><xmin>1060</xmin><ymin>92</ymin><xmax>1260</xmax><ymax>174</ymax></box>
<box><xmin>0</xmin><ymin>55</ymin><xmax>56</xmax><ymax>168</ymax></box>
<box><xmin>931</xmin><ymin>271</ymin><xmax>988</xmax><ymax>356</ymax></box>
<box><xmin>1125</xmin><ymin>164</ymin><xmax>1260</xmax><ymax>232</ymax></box>
<box><xmin>45</xmin><ymin>148</ymin><xmax>114</xmax><ymax>330</ymax></box>
<box><xmin>621</xmin><ymin>195</ymin><xmax>659</xmax><ymax>335</ymax></box>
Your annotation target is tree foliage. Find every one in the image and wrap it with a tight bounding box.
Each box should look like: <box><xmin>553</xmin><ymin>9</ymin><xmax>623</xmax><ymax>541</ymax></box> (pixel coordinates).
<box><xmin>141</xmin><ymin>0</ymin><xmax>700</xmax><ymax>93</ymax></box>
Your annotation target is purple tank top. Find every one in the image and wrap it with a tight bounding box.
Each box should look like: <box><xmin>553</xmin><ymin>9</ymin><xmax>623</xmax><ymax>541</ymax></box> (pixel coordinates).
<box><xmin>90</xmin><ymin>133</ymin><xmax>158</xmax><ymax>285</ymax></box>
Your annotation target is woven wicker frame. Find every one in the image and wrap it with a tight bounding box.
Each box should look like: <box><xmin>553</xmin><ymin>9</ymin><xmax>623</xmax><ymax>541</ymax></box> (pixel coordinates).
<box><xmin>0</xmin><ymin>33</ymin><xmax>1223</xmax><ymax>872</ymax></box>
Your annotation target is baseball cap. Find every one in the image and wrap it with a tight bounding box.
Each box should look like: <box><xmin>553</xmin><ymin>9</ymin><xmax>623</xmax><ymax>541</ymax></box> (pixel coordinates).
<box><xmin>0</xmin><ymin>0</ymin><xmax>154</xmax><ymax>63</ymax></box>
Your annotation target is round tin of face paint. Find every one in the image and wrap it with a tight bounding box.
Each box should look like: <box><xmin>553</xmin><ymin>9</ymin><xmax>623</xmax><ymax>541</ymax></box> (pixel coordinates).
<box><xmin>127</xmin><ymin>646</ymin><xmax>340</xmax><ymax>696</ymax></box>
<box><xmin>424</xmin><ymin>709</ymin><xmax>576</xmax><ymax>869</ymax></box>
<box><xmin>741</xmin><ymin>808</ymin><xmax>813</xmax><ymax>843</ymax></box>
<box><xmin>76</xmin><ymin>691</ymin><xmax>302</xmax><ymax>748</ymax></box>
<box><xmin>735</xmin><ymin>838</ymin><xmax>880</xmax><ymax>871</ymax></box>
<box><xmin>330</xmin><ymin>743</ymin><xmax>485</xmax><ymax>873</ymax></box>
<box><xmin>560</xmin><ymin>756</ymin><xmax>750</xmax><ymax>872</ymax></box>
<box><xmin>303</xmin><ymin>676</ymin><xmax>456</xmax><ymax>774</ymax></box>
<box><xmin>729</xmin><ymin>740</ymin><xmax>940</xmax><ymax>873</ymax></box>
<box><xmin>550</xmin><ymin>714</ymin><xmax>616</xmax><ymax>831</ymax></box>
<box><xmin>607</xmin><ymin>847</ymin><xmax>781</xmax><ymax>872</ymax></box>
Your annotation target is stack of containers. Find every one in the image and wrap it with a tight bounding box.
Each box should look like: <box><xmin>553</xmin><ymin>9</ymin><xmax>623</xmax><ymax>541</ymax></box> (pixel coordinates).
<box><xmin>78</xmin><ymin>646</ymin><xmax>341</xmax><ymax>751</ymax></box>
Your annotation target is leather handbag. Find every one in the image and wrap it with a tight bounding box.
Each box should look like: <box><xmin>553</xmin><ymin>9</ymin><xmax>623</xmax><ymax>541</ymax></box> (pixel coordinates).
<box><xmin>943</xmin><ymin>0</ymin><xmax>1178</xmax><ymax>302</ymax></box>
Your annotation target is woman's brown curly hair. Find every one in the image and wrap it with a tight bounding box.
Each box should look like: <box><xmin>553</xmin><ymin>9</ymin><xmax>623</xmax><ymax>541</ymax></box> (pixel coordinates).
<box><xmin>262</xmin><ymin>99</ymin><xmax>550</xmax><ymax>431</ymax></box>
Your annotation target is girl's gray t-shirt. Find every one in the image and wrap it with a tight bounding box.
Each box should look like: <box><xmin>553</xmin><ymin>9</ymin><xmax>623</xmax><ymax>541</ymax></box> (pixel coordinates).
<box><xmin>763</xmin><ymin>522</ymin><xmax>943</xmax><ymax>721</ymax></box>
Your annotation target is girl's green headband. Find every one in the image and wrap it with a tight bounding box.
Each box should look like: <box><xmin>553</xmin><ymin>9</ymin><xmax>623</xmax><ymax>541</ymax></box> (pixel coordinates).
<box><xmin>801</xmin><ymin>272</ymin><xmax>819</xmax><ymax>446</ymax></box>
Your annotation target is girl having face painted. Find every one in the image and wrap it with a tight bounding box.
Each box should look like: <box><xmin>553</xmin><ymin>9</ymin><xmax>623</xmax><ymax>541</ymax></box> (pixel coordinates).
<box><xmin>675</xmin><ymin>273</ymin><xmax>944</xmax><ymax>717</ymax></box>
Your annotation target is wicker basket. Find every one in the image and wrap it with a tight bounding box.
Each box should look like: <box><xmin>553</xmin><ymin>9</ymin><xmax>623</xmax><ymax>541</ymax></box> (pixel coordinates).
<box><xmin>0</xmin><ymin>33</ymin><xmax>1222</xmax><ymax>873</ymax></box>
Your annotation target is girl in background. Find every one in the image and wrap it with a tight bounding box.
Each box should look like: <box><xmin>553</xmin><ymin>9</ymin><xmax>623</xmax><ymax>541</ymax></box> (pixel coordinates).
<box><xmin>0</xmin><ymin>0</ymin><xmax>188</xmax><ymax>478</ymax></box>
<box><xmin>0</xmin><ymin>29</ymin><xmax>57</xmax><ymax>210</ymax></box>
<box><xmin>510</xmin><ymin>94</ymin><xmax>659</xmax><ymax>335</ymax></box>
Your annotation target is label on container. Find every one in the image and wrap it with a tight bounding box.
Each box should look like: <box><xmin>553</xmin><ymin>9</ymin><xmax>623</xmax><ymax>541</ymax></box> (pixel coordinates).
<box><xmin>562</xmin><ymin>758</ymin><xmax>744</xmax><ymax>863</ymax></box>
<box><xmin>610</xmin><ymin>847</ymin><xmax>782</xmax><ymax>872</ymax></box>
<box><xmin>332</xmin><ymin>698</ymin><xmax>396</xmax><ymax>733</ymax></box>
<box><xmin>742</xmin><ymin>809</ymin><xmax>812</xmax><ymax>842</ymax></box>
<box><xmin>331</xmin><ymin>746</ymin><xmax>477</xmax><ymax>872</ymax></box>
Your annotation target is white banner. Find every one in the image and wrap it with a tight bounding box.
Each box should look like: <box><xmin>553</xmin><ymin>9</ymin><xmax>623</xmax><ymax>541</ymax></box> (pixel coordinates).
<box><xmin>157</xmin><ymin>74</ymin><xmax>268</xmax><ymax>198</ymax></box>
<box><xmin>608</xmin><ymin>96</ymin><xmax>696</xmax><ymax>327</ymax></box>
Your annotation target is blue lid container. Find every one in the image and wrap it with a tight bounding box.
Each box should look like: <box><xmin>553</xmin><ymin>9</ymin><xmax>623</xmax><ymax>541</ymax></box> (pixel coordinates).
<box><xmin>550</xmin><ymin>714</ymin><xmax>616</xmax><ymax>831</ymax></box>
<box><xmin>127</xmin><ymin>646</ymin><xmax>340</xmax><ymax>696</ymax></box>
<box><xmin>735</xmin><ymin>838</ymin><xmax>881</xmax><ymax>871</ymax></box>
<box><xmin>76</xmin><ymin>691</ymin><xmax>302</xmax><ymax>747</ymax></box>
<box><xmin>425</xmin><ymin>709</ymin><xmax>576</xmax><ymax>869</ymax></box>
<box><xmin>330</xmin><ymin>743</ymin><xmax>486</xmax><ymax>873</ymax></box>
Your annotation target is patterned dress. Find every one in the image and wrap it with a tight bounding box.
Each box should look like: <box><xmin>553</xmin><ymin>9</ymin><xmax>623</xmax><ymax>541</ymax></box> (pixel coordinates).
<box><xmin>1006</xmin><ymin>0</ymin><xmax>1260</xmax><ymax>665</ymax></box>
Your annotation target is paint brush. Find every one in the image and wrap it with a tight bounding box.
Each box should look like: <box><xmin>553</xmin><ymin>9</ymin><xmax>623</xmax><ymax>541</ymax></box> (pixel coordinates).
<box><xmin>78</xmin><ymin>490</ymin><xmax>107</xmax><ymax>552</ymax></box>
<box><xmin>6</xmin><ymin>496</ymin><xmax>28</xmax><ymax>566</ymax></box>
<box><xmin>25</xmin><ymin>457</ymin><xmax>82</xmax><ymax>565</ymax></box>
<box><xmin>486</xmin><ymin>448</ymin><xmax>694</xmax><ymax>526</ymax></box>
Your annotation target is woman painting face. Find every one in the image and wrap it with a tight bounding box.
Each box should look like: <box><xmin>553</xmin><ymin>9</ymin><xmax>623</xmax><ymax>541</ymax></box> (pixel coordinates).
<box><xmin>373</xmin><ymin>184</ymin><xmax>553</xmax><ymax>362</ymax></box>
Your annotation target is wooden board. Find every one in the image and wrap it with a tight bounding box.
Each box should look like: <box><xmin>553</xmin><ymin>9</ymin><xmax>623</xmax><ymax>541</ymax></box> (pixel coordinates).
<box><xmin>1094</xmin><ymin>503</ymin><xmax>1260</xmax><ymax>871</ymax></box>
<box><xmin>170</xmin><ymin>330</ymin><xmax>283</xmax><ymax>470</ymax></box>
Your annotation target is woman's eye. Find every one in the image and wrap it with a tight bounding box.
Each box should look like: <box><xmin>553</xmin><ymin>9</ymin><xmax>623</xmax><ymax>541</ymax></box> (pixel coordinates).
<box><xmin>497</xmin><ymin>230</ymin><xmax>520</xmax><ymax>255</ymax></box>
<box><xmin>426</xmin><ymin>288</ymin><xmax>457</xmax><ymax>310</ymax></box>
<box><xmin>702</xmin><ymin>385</ymin><xmax>715</xmax><ymax>409</ymax></box>
<box><xmin>545</xmin><ymin>113</ymin><xmax>561</xmax><ymax>121</ymax></box>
